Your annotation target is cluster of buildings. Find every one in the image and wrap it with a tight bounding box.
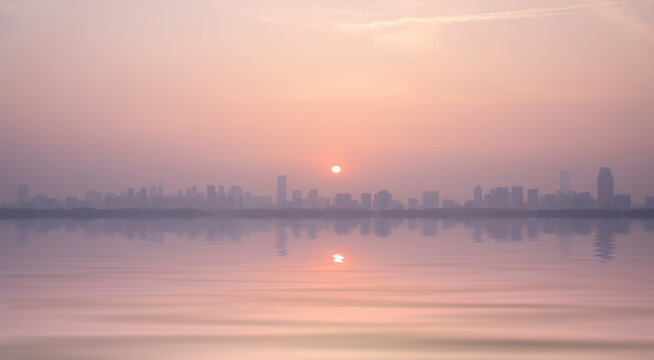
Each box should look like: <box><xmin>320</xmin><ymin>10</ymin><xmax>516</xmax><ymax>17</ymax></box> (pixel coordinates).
<box><xmin>10</xmin><ymin>167</ymin><xmax>654</xmax><ymax>211</ymax></box>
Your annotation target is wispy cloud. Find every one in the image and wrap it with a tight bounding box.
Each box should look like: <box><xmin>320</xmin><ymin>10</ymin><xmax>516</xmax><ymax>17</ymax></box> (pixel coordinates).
<box><xmin>338</xmin><ymin>1</ymin><xmax>637</xmax><ymax>31</ymax></box>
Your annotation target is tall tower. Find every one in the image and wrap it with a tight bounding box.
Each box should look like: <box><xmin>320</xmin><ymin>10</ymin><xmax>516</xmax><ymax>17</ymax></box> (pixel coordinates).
<box><xmin>560</xmin><ymin>170</ymin><xmax>571</xmax><ymax>192</ymax></box>
<box><xmin>276</xmin><ymin>175</ymin><xmax>287</xmax><ymax>208</ymax></box>
<box><xmin>473</xmin><ymin>186</ymin><xmax>482</xmax><ymax>208</ymax></box>
<box><xmin>597</xmin><ymin>167</ymin><xmax>614</xmax><ymax>209</ymax></box>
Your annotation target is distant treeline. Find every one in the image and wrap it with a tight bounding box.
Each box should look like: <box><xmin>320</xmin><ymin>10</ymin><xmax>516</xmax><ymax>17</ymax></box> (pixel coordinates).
<box><xmin>1</xmin><ymin>208</ymin><xmax>654</xmax><ymax>219</ymax></box>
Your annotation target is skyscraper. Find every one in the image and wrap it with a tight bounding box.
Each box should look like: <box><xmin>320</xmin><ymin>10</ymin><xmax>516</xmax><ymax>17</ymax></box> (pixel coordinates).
<box><xmin>473</xmin><ymin>186</ymin><xmax>482</xmax><ymax>208</ymax></box>
<box><xmin>511</xmin><ymin>186</ymin><xmax>523</xmax><ymax>209</ymax></box>
<box><xmin>527</xmin><ymin>189</ymin><xmax>539</xmax><ymax>208</ymax></box>
<box><xmin>597</xmin><ymin>167</ymin><xmax>614</xmax><ymax>209</ymax></box>
<box><xmin>560</xmin><ymin>170</ymin><xmax>571</xmax><ymax>192</ymax></box>
<box><xmin>307</xmin><ymin>189</ymin><xmax>318</xmax><ymax>208</ymax></box>
<box><xmin>207</xmin><ymin>185</ymin><xmax>216</xmax><ymax>209</ymax></box>
<box><xmin>374</xmin><ymin>190</ymin><xmax>392</xmax><ymax>210</ymax></box>
<box><xmin>422</xmin><ymin>191</ymin><xmax>439</xmax><ymax>209</ymax></box>
<box><xmin>291</xmin><ymin>190</ymin><xmax>302</xmax><ymax>208</ymax></box>
<box><xmin>276</xmin><ymin>175</ymin><xmax>287</xmax><ymax>208</ymax></box>
<box><xmin>360</xmin><ymin>193</ymin><xmax>372</xmax><ymax>210</ymax></box>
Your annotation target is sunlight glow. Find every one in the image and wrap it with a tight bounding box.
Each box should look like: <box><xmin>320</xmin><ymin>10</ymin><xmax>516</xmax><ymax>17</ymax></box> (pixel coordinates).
<box><xmin>331</xmin><ymin>165</ymin><xmax>342</xmax><ymax>174</ymax></box>
<box><xmin>333</xmin><ymin>254</ymin><xmax>344</xmax><ymax>263</ymax></box>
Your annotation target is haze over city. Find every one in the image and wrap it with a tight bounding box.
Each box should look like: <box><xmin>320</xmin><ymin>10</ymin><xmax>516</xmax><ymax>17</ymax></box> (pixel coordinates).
<box><xmin>2</xmin><ymin>0</ymin><xmax>654</xmax><ymax>204</ymax></box>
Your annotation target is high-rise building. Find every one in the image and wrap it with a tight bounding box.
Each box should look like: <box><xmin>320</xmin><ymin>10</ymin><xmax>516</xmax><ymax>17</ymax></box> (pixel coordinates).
<box><xmin>511</xmin><ymin>186</ymin><xmax>523</xmax><ymax>209</ymax></box>
<box><xmin>17</xmin><ymin>185</ymin><xmax>29</xmax><ymax>203</ymax></box>
<box><xmin>333</xmin><ymin>193</ymin><xmax>352</xmax><ymax>208</ymax></box>
<box><xmin>276</xmin><ymin>175</ymin><xmax>287</xmax><ymax>208</ymax></box>
<box><xmin>227</xmin><ymin>186</ymin><xmax>243</xmax><ymax>209</ymax></box>
<box><xmin>207</xmin><ymin>185</ymin><xmax>216</xmax><ymax>209</ymax></box>
<box><xmin>149</xmin><ymin>186</ymin><xmax>157</xmax><ymax>198</ymax></box>
<box><xmin>157</xmin><ymin>185</ymin><xmax>164</xmax><ymax>197</ymax></box>
<box><xmin>65</xmin><ymin>197</ymin><xmax>78</xmax><ymax>209</ymax></box>
<box><xmin>488</xmin><ymin>187</ymin><xmax>510</xmax><ymax>209</ymax></box>
<box><xmin>408</xmin><ymin>197</ymin><xmax>418</xmax><ymax>209</ymax></box>
<box><xmin>85</xmin><ymin>190</ymin><xmax>103</xmax><ymax>208</ymax></box>
<box><xmin>597</xmin><ymin>167</ymin><xmax>614</xmax><ymax>209</ymax></box>
<box><xmin>374</xmin><ymin>190</ymin><xmax>392</xmax><ymax>210</ymax></box>
<box><xmin>307</xmin><ymin>189</ymin><xmax>318</xmax><ymax>208</ymax></box>
<box><xmin>645</xmin><ymin>196</ymin><xmax>654</xmax><ymax>208</ymax></box>
<box><xmin>560</xmin><ymin>170</ymin><xmax>571</xmax><ymax>192</ymax></box>
<box><xmin>612</xmin><ymin>194</ymin><xmax>631</xmax><ymax>210</ymax></box>
<box><xmin>422</xmin><ymin>191</ymin><xmax>439</xmax><ymax>209</ymax></box>
<box><xmin>473</xmin><ymin>186</ymin><xmax>482</xmax><ymax>208</ymax></box>
<box><xmin>218</xmin><ymin>185</ymin><xmax>226</xmax><ymax>209</ymax></box>
<box><xmin>527</xmin><ymin>189</ymin><xmax>539</xmax><ymax>208</ymax></box>
<box><xmin>360</xmin><ymin>193</ymin><xmax>372</xmax><ymax>210</ymax></box>
<box><xmin>291</xmin><ymin>190</ymin><xmax>302</xmax><ymax>208</ymax></box>
<box><xmin>139</xmin><ymin>187</ymin><xmax>148</xmax><ymax>208</ymax></box>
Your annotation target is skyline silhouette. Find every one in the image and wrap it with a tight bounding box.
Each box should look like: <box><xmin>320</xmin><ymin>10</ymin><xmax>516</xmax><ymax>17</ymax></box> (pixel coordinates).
<box><xmin>7</xmin><ymin>166</ymin><xmax>654</xmax><ymax>211</ymax></box>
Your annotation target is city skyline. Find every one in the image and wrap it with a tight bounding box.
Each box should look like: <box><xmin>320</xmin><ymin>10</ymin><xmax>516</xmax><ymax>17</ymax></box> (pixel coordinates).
<box><xmin>8</xmin><ymin>166</ymin><xmax>653</xmax><ymax>210</ymax></box>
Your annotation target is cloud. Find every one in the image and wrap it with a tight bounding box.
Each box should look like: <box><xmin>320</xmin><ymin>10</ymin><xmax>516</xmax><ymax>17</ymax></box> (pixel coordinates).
<box><xmin>338</xmin><ymin>1</ymin><xmax>637</xmax><ymax>31</ymax></box>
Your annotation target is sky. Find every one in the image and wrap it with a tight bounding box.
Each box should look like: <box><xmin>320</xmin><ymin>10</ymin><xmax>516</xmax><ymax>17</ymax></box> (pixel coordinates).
<box><xmin>1</xmin><ymin>0</ymin><xmax>653</xmax><ymax>204</ymax></box>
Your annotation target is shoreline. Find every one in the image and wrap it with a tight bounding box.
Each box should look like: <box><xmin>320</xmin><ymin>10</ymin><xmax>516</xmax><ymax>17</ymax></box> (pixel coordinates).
<box><xmin>1</xmin><ymin>208</ymin><xmax>653</xmax><ymax>220</ymax></box>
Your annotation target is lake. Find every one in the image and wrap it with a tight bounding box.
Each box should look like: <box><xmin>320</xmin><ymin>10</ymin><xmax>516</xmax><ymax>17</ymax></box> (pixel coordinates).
<box><xmin>1</xmin><ymin>217</ymin><xmax>653</xmax><ymax>359</ymax></box>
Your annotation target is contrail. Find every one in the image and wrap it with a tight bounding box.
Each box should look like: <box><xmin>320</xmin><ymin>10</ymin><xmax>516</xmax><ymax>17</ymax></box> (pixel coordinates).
<box><xmin>339</xmin><ymin>1</ymin><xmax>637</xmax><ymax>31</ymax></box>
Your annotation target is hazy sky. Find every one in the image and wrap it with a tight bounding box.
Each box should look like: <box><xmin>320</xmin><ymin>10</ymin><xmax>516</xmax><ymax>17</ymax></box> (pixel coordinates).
<box><xmin>1</xmin><ymin>0</ymin><xmax>653</xmax><ymax>203</ymax></box>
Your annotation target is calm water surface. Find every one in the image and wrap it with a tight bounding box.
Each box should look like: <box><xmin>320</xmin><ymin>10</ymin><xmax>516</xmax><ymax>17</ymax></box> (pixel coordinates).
<box><xmin>1</xmin><ymin>218</ymin><xmax>653</xmax><ymax>359</ymax></box>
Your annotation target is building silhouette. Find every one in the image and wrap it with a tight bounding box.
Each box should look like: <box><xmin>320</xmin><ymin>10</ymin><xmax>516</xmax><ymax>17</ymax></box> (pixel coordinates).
<box><xmin>474</xmin><ymin>186</ymin><xmax>482</xmax><ymax>208</ymax></box>
<box><xmin>597</xmin><ymin>167</ymin><xmax>614</xmax><ymax>209</ymax></box>
<box><xmin>291</xmin><ymin>190</ymin><xmax>302</xmax><ymax>208</ymax></box>
<box><xmin>511</xmin><ymin>186</ymin><xmax>523</xmax><ymax>209</ymax></box>
<box><xmin>276</xmin><ymin>175</ymin><xmax>287</xmax><ymax>208</ymax></box>
<box><xmin>360</xmin><ymin>193</ymin><xmax>372</xmax><ymax>210</ymax></box>
<box><xmin>374</xmin><ymin>190</ymin><xmax>392</xmax><ymax>210</ymax></box>
<box><xmin>560</xmin><ymin>170</ymin><xmax>571</xmax><ymax>192</ymax></box>
<box><xmin>422</xmin><ymin>191</ymin><xmax>439</xmax><ymax>209</ymax></box>
<box><xmin>527</xmin><ymin>189</ymin><xmax>538</xmax><ymax>208</ymax></box>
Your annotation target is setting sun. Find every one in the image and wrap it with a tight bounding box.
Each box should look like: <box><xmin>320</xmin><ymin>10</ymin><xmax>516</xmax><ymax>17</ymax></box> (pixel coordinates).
<box><xmin>333</xmin><ymin>254</ymin><xmax>344</xmax><ymax>263</ymax></box>
<box><xmin>331</xmin><ymin>165</ymin><xmax>342</xmax><ymax>174</ymax></box>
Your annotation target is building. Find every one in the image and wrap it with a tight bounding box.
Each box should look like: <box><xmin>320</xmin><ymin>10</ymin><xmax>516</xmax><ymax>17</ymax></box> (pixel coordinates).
<box><xmin>139</xmin><ymin>187</ymin><xmax>148</xmax><ymax>208</ymax></box>
<box><xmin>560</xmin><ymin>170</ymin><xmax>571</xmax><ymax>192</ymax></box>
<box><xmin>65</xmin><ymin>197</ymin><xmax>78</xmax><ymax>209</ymax></box>
<box><xmin>408</xmin><ymin>197</ymin><xmax>418</xmax><ymax>210</ymax></box>
<box><xmin>473</xmin><ymin>186</ymin><xmax>482</xmax><ymax>208</ymax></box>
<box><xmin>360</xmin><ymin>193</ymin><xmax>372</xmax><ymax>210</ymax></box>
<box><xmin>527</xmin><ymin>189</ymin><xmax>539</xmax><ymax>208</ymax></box>
<box><xmin>291</xmin><ymin>190</ymin><xmax>302</xmax><ymax>208</ymax></box>
<box><xmin>307</xmin><ymin>189</ymin><xmax>318</xmax><ymax>208</ymax></box>
<box><xmin>85</xmin><ymin>190</ymin><xmax>103</xmax><ymax>208</ymax></box>
<box><xmin>227</xmin><ymin>186</ymin><xmax>243</xmax><ymax>209</ymax></box>
<box><xmin>597</xmin><ymin>167</ymin><xmax>614</xmax><ymax>209</ymax></box>
<box><xmin>207</xmin><ymin>185</ymin><xmax>216</xmax><ymax>209</ymax></box>
<box><xmin>333</xmin><ymin>193</ymin><xmax>352</xmax><ymax>209</ymax></box>
<box><xmin>646</xmin><ymin>196</ymin><xmax>654</xmax><ymax>209</ymax></box>
<box><xmin>442</xmin><ymin>199</ymin><xmax>459</xmax><ymax>208</ymax></box>
<box><xmin>488</xmin><ymin>187</ymin><xmax>510</xmax><ymax>209</ymax></box>
<box><xmin>276</xmin><ymin>175</ymin><xmax>287</xmax><ymax>208</ymax></box>
<box><xmin>374</xmin><ymin>190</ymin><xmax>392</xmax><ymax>210</ymax></box>
<box><xmin>511</xmin><ymin>186</ymin><xmax>523</xmax><ymax>209</ymax></box>
<box><xmin>422</xmin><ymin>191</ymin><xmax>439</xmax><ymax>209</ymax></box>
<box><xmin>576</xmin><ymin>192</ymin><xmax>594</xmax><ymax>209</ymax></box>
<box><xmin>612</xmin><ymin>194</ymin><xmax>631</xmax><ymax>210</ymax></box>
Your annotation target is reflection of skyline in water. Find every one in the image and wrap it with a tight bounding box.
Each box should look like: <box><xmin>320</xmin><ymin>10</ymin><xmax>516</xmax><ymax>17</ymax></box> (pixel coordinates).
<box><xmin>7</xmin><ymin>217</ymin><xmax>652</xmax><ymax>260</ymax></box>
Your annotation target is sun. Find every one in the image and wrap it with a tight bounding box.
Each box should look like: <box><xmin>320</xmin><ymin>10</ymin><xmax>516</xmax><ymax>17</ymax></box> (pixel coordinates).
<box><xmin>333</xmin><ymin>254</ymin><xmax>344</xmax><ymax>263</ymax></box>
<box><xmin>331</xmin><ymin>165</ymin><xmax>342</xmax><ymax>174</ymax></box>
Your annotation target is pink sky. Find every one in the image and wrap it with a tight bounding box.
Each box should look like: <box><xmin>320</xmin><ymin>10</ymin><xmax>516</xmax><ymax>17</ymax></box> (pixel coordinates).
<box><xmin>1</xmin><ymin>0</ymin><xmax>653</xmax><ymax>203</ymax></box>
